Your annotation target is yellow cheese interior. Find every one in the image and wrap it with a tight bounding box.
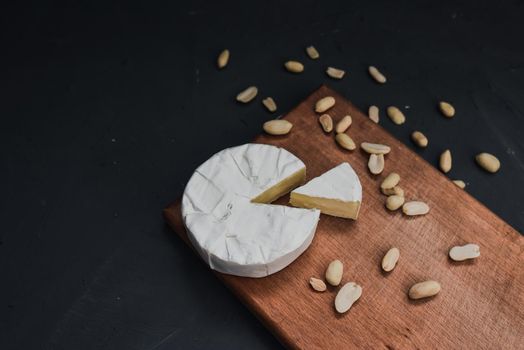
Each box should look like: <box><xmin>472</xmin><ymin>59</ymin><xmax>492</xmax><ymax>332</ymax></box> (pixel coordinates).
<box><xmin>289</xmin><ymin>192</ymin><xmax>361</xmax><ymax>220</ymax></box>
<box><xmin>251</xmin><ymin>168</ymin><xmax>306</xmax><ymax>204</ymax></box>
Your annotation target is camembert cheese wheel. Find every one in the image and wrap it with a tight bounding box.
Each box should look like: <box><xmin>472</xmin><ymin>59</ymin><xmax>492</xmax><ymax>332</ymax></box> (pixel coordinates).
<box><xmin>182</xmin><ymin>143</ymin><xmax>320</xmax><ymax>277</ymax></box>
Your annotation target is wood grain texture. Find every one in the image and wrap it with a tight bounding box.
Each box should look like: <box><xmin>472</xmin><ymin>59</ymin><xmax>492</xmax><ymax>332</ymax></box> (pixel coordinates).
<box><xmin>163</xmin><ymin>86</ymin><xmax>524</xmax><ymax>349</ymax></box>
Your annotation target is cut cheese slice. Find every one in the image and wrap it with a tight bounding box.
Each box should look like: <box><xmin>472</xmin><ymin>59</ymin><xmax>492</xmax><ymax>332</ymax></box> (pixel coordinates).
<box><xmin>182</xmin><ymin>143</ymin><xmax>320</xmax><ymax>278</ymax></box>
<box><xmin>290</xmin><ymin>162</ymin><xmax>362</xmax><ymax>219</ymax></box>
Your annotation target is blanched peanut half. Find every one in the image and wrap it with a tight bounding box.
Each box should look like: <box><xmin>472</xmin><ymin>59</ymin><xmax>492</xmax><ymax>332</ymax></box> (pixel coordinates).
<box><xmin>335</xmin><ymin>133</ymin><xmax>356</xmax><ymax>151</ymax></box>
<box><xmin>309</xmin><ymin>277</ymin><xmax>327</xmax><ymax>292</ymax></box>
<box><xmin>262</xmin><ymin>97</ymin><xmax>277</xmax><ymax>112</ymax></box>
<box><xmin>368</xmin><ymin>105</ymin><xmax>379</xmax><ymax>123</ymax></box>
<box><xmin>326</xmin><ymin>67</ymin><xmax>345</xmax><ymax>79</ymax></box>
<box><xmin>306</xmin><ymin>46</ymin><xmax>319</xmax><ymax>59</ymax></box>
<box><xmin>236</xmin><ymin>86</ymin><xmax>258</xmax><ymax>103</ymax></box>
<box><xmin>284</xmin><ymin>60</ymin><xmax>304</xmax><ymax>73</ymax></box>
<box><xmin>386</xmin><ymin>195</ymin><xmax>405</xmax><ymax>211</ymax></box>
<box><xmin>335</xmin><ymin>282</ymin><xmax>362</xmax><ymax>314</ymax></box>
<box><xmin>335</xmin><ymin>115</ymin><xmax>352</xmax><ymax>133</ymax></box>
<box><xmin>315</xmin><ymin>96</ymin><xmax>336</xmax><ymax>113</ymax></box>
<box><xmin>361</xmin><ymin>142</ymin><xmax>391</xmax><ymax>155</ymax></box>
<box><xmin>453</xmin><ymin>180</ymin><xmax>466</xmax><ymax>189</ymax></box>
<box><xmin>411</xmin><ymin>131</ymin><xmax>428</xmax><ymax>148</ymax></box>
<box><xmin>318</xmin><ymin>114</ymin><xmax>333</xmax><ymax>132</ymax></box>
<box><xmin>440</xmin><ymin>149</ymin><xmax>452</xmax><ymax>173</ymax></box>
<box><xmin>408</xmin><ymin>281</ymin><xmax>441</xmax><ymax>300</ymax></box>
<box><xmin>382</xmin><ymin>186</ymin><xmax>404</xmax><ymax>197</ymax></box>
<box><xmin>386</xmin><ymin>106</ymin><xmax>406</xmax><ymax>125</ymax></box>
<box><xmin>325</xmin><ymin>260</ymin><xmax>343</xmax><ymax>286</ymax></box>
<box><xmin>439</xmin><ymin>101</ymin><xmax>455</xmax><ymax>118</ymax></box>
<box><xmin>449</xmin><ymin>244</ymin><xmax>480</xmax><ymax>261</ymax></box>
<box><xmin>368</xmin><ymin>154</ymin><xmax>385</xmax><ymax>175</ymax></box>
<box><xmin>381</xmin><ymin>172</ymin><xmax>400</xmax><ymax>190</ymax></box>
<box><xmin>476</xmin><ymin>153</ymin><xmax>500</xmax><ymax>173</ymax></box>
<box><xmin>263</xmin><ymin>120</ymin><xmax>293</xmax><ymax>135</ymax></box>
<box><xmin>368</xmin><ymin>66</ymin><xmax>386</xmax><ymax>83</ymax></box>
<box><xmin>382</xmin><ymin>248</ymin><xmax>400</xmax><ymax>272</ymax></box>
<box><xmin>217</xmin><ymin>49</ymin><xmax>230</xmax><ymax>69</ymax></box>
<box><xmin>402</xmin><ymin>201</ymin><xmax>430</xmax><ymax>216</ymax></box>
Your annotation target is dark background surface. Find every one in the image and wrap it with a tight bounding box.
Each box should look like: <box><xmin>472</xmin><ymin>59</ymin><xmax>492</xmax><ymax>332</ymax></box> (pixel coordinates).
<box><xmin>1</xmin><ymin>1</ymin><xmax>523</xmax><ymax>349</ymax></box>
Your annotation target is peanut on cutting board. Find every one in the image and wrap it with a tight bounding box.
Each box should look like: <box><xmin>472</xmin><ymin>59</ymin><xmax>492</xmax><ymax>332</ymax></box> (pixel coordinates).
<box><xmin>402</xmin><ymin>201</ymin><xmax>430</xmax><ymax>216</ymax></box>
<box><xmin>381</xmin><ymin>248</ymin><xmax>400</xmax><ymax>272</ymax></box>
<box><xmin>408</xmin><ymin>281</ymin><xmax>441</xmax><ymax>300</ymax></box>
<box><xmin>263</xmin><ymin>120</ymin><xmax>293</xmax><ymax>135</ymax></box>
<box><xmin>449</xmin><ymin>244</ymin><xmax>480</xmax><ymax>261</ymax></box>
<box><xmin>315</xmin><ymin>96</ymin><xmax>336</xmax><ymax>113</ymax></box>
<box><xmin>335</xmin><ymin>115</ymin><xmax>352</xmax><ymax>133</ymax></box>
<box><xmin>476</xmin><ymin>153</ymin><xmax>500</xmax><ymax>173</ymax></box>
<box><xmin>325</xmin><ymin>260</ymin><xmax>343</xmax><ymax>286</ymax></box>
<box><xmin>309</xmin><ymin>277</ymin><xmax>327</xmax><ymax>292</ymax></box>
<box><xmin>361</xmin><ymin>142</ymin><xmax>391</xmax><ymax>155</ymax></box>
<box><xmin>335</xmin><ymin>282</ymin><xmax>362</xmax><ymax>314</ymax></box>
<box><xmin>368</xmin><ymin>66</ymin><xmax>386</xmax><ymax>84</ymax></box>
<box><xmin>262</xmin><ymin>97</ymin><xmax>277</xmax><ymax>112</ymax></box>
<box><xmin>236</xmin><ymin>86</ymin><xmax>258</xmax><ymax>103</ymax></box>
<box><xmin>382</xmin><ymin>186</ymin><xmax>404</xmax><ymax>197</ymax></box>
<box><xmin>381</xmin><ymin>172</ymin><xmax>400</xmax><ymax>190</ymax></box>
<box><xmin>335</xmin><ymin>133</ymin><xmax>356</xmax><ymax>151</ymax></box>
<box><xmin>318</xmin><ymin>114</ymin><xmax>333</xmax><ymax>132</ymax></box>
<box><xmin>217</xmin><ymin>49</ymin><xmax>230</xmax><ymax>69</ymax></box>
<box><xmin>368</xmin><ymin>154</ymin><xmax>385</xmax><ymax>175</ymax></box>
<box><xmin>386</xmin><ymin>195</ymin><xmax>405</xmax><ymax>211</ymax></box>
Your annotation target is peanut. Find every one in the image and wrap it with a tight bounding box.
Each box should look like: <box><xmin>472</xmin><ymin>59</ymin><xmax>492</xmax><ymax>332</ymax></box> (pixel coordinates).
<box><xmin>306</xmin><ymin>46</ymin><xmax>319</xmax><ymax>59</ymax></box>
<box><xmin>236</xmin><ymin>86</ymin><xmax>258</xmax><ymax>103</ymax></box>
<box><xmin>368</xmin><ymin>154</ymin><xmax>385</xmax><ymax>175</ymax></box>
<box><xmin>335</xmin><ymin>282</ymin><xmax>362</xmax><ymax>314</ymax></box>
<box><xmin>381</xmin><ymin>248</ymin><xmax>400</xmax><ymax>272</ymax></box>
<box><xmin>402</xmin><ymin>201</ymin><xmax>430</xmax><ymax>216</ymax></box>
<box><xmin>411</xmin><ymin>131</ymin><xmax>428</xmax><ymax>148</ymax></box>
<box><xmin>318</xmin><ymin>114</ymin><xmax>333</xmax><ymax>133</ymax></box>
<box><xmin>368</xmin><ymin>66</ymin><xmax>386</xmax><ymax>84</ymax></box>
<box><xmin>335</xmin><ymin>133</ymin><xmax>356</xmax><ymax>151</ymax></box>
<box><xmin>309</xmin><ymin>277</ymin><xmax>327</xmax><ymax>292</ymax></box>
<box><xmin>315</xmin><ymin>96</ymin><xmax>336</xmax><ymax>113</ymax></box>
<box><xmin>326</xmin><ymin>67</ymin><xmax>345</xmax><ymax>79</ymax></box>
<box><xmin>386</xmin><ymin>106</ymin><xmax>406</xmax><ymax>125</ymax></box>
<box><xmin>475</xmin><ymin>153</ymin><xmax>500</xmax><ymax>173</ymax></box>
<box><xmin>285</xmin><ymin>60</ymin><xmax>304</xmax><ymax>73</ymax></box>
<box><xmin>325</xmin><ymin>260</ymin><xmax>343</xmax><ymax>286</ymax></box>
<box><xmin>408</xmin><ymin>281</ymin><xmax>441</xmax><ymax>300</ymax></box>
<box><xmin>440</xmin><ymin>149</ymin><xmax>452</xmax><ymax>173</ymax></box>
<box><xmin>335</xmin><ymin>115</ymin><xmax>352</xmax><ymax>133</ymax></box>
<box><xmin>217</xmin><ymin>49</ymin><xmax>230</xmax><ymax>69</ymax></box>
<box><xmin>263</xmin><ymin>120</ymin><xmax>293</xmax><ymax>135</ymax></box>
<box><xmin>386</xmin><ymin>195</ymin><xmax>405</xmax><ymax>211</ymax></box>
<box><xmin>262</xmin><ymin>97</ymin><xmax>277</xmax><ymax>112</ymax></box>
<box><xmin>439</xmin><ymin>101</ymin><xmax>455</xmax><ymax>118</ymax></box>
<box><xmin>449</xmin><ymin>244</ymin><xmax>480</xmax><ymax>261</ymax></box>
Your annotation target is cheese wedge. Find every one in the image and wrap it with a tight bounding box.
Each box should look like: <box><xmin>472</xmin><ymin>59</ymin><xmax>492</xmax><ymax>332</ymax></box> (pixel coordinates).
<box><xmin>182</xmin><ymin>143</ymin><xmax>320</xmax><ymax>278</ymax></box>
<box><xmin>290</xmin><ymin>162</ymin><xmax>362</xmax><ymax>219</ymax></box>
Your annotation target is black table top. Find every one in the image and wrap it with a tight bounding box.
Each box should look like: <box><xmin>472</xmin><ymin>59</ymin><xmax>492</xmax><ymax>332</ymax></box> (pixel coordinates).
<box><xmin>2</xmin><ymin>1</ymin><xmax>523</xmax><ymax>349</ymax></box>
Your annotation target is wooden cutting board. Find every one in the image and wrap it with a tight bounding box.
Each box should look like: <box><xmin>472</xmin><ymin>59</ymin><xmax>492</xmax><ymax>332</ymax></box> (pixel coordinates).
<box><xmin>163</xmin><ymin>85</ymin><xmax>524</xmax><ymax>349</ymax></box>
